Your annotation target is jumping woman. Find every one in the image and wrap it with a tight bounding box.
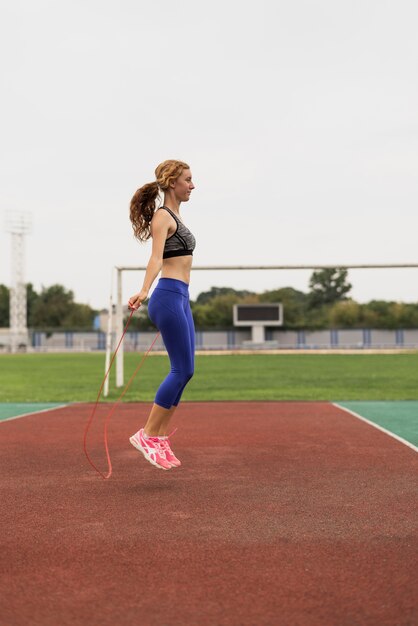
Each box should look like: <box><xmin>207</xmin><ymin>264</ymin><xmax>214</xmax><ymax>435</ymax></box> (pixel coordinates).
<box><xmin>128</xmin><ymin>159</ymin><xmax>196</xmax><ymax>471</ymax></box>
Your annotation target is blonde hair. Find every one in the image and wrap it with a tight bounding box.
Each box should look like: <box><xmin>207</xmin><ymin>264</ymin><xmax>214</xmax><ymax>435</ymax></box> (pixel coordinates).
<box><xmin>129</xmin><ymin>159</ymin><xmax>190</xmax><ymax>241</ymax></box>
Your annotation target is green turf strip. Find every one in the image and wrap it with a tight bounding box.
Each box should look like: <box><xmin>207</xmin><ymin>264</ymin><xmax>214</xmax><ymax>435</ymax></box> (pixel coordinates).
<box><xmin>0</xmin><ymin>403</ymin><xmax>65</xmax><ymax>422</ymax></box>
<box><xmin>0</xmin><ymin>353</ymin><xmax>418</xmax><ymax>402</ymax></box>
<box><xmin>337</xmin><ymin>401</ymin><xmax>418</xmax><ymax>447</ymax></box>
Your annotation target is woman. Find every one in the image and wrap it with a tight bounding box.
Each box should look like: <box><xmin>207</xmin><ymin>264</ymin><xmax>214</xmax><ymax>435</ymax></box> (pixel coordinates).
<box><xmin>128</xmin><ymin>159</ymin><xmax>196</xmax><ymax>471</ymax></box>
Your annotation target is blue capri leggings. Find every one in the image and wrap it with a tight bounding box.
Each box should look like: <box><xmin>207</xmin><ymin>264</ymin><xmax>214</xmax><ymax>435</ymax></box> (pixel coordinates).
<box><xmin>147</xmin><ymin>278</ymin><xmax>195</xmax><ymax>410</ymax></box>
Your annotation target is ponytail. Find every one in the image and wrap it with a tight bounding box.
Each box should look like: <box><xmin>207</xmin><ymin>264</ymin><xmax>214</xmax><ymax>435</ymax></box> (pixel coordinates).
<box><xmin>129</xmin><ymin>181</ymin><xmax>159</xmax><ymax>242</ymax></box>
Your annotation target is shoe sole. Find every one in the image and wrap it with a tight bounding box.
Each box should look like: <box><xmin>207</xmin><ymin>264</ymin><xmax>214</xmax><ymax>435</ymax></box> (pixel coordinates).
<box><xmin>167</xmin><ymin>459</ymin><xmax>181</xmax><ymax>468</ymax></box>
<box><xmin>129</xmin><ymin>436</ymin><xmax>171</xmax><ymax>471</ymax></box>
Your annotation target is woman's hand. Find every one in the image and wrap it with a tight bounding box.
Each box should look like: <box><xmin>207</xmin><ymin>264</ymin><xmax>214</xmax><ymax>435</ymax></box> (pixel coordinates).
<box><xmin>128</xmin><ymin>288</ymin><xmax>149</xmax><ymax>311</ymax></box>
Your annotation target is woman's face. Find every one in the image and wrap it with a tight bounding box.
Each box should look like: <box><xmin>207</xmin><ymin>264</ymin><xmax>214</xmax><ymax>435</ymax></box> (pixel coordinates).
<box><xmin>173</xmin><ymin>168</ymin><xmax>195</xmax><ymax>202</ymax></box>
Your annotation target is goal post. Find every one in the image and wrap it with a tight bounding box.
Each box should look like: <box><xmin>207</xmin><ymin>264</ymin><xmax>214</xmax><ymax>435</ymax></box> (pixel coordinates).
<box><xmin>106</xmin><ymin>263</ymin><xmax>418</xmax><ymax>393</ymax></box>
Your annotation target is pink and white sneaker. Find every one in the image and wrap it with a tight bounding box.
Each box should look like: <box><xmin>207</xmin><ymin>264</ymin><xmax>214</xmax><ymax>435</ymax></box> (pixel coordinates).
<box><xmin>129</xmin><ymin>428</ymin><xmax>171</xmax><ymax>471</ymax></box>
<box><xmin>160</xmin><ymin>429</ymin><xmax>181</xmax><ymax>468</ymax></box>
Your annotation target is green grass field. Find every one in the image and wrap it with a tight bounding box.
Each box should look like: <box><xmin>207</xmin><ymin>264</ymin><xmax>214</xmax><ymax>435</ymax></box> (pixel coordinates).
<box><xmin>1</xmin><ymin>352</ymin><xmax>417</xmax><ymax>403</ymax></box>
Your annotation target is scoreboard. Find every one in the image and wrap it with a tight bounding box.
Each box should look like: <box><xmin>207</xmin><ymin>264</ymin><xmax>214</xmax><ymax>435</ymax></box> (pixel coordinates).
<box><xmin>233</xmin><ymin>304</ymin><xmax>283</xmax><ymax>326</ymax></box>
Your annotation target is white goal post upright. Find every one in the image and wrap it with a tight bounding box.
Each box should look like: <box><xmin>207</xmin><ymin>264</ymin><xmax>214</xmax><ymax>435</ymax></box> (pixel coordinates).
<box><xmin>108</xmin><ymin>263</ymin><xmax>418</xmax><ymax>390</ymax></box>
<box><xmin>103</xmin><ymin>267</ymin><xmax>124</xmax><ymax>396</ymax></box>
<box><xmin>103</xmin><ymin>269</ymin><xmax>115</xmax><ymax>398</ymax></box>
<box><xmin>115</xmin><ymin>268</ymin><xmax>124</xmax><ymax>388</ymax></box>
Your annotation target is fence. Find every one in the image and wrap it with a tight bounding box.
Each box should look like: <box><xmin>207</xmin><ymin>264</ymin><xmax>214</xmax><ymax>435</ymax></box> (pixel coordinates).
<box><xmin>0</xmin><ymin>328</ymin><xmax>416</xmax><ymax>352</ymax></box>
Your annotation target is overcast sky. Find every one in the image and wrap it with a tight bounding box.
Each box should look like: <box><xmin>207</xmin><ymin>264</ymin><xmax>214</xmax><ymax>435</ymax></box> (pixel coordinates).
<box><xmin>1</xmin><ymin>0</ymin><xmax>417</xmax><ymax>309</ymax></box>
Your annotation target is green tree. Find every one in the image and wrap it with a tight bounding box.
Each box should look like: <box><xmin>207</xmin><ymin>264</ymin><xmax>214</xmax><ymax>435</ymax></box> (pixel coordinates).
<box><xmin>64</xmin><ymin>303</ymin><xmax>96</xmax><ymax>328</ymax></box>
<box><xmin>31</xmin><ymin>285</ymin><xmax>74</xmax><ymax>327</ymax></box>
<box><xmin>26</xmin><ymin>283</ymin><xmax>39</xmax><ymax>326</ymax></box>
<box><xmin>259</xmin><ymin>287</ymin><xmax>309</xmax><ymax>329</ymax></box>
<box><xmin>0</xmin><ymin>283</ymin><xmax>40</xmax><ymax>327</ymax></box>
<box><xmin>0</xmin><ymin>284</ymin><xmax>9</xmax><ymax>327</ymax></box>
<box><xmin>308</xmin><ymin>268</ymin><xmax>352</xmax><ymax>308</ymax></box>
<box><xmin>387</xmin><ymin>302</ymin><xmax>418</xmax><ymax>328</ymax></box>
<box><xmin>195</xmin><ymin>286</ymin><xmax>255</xmax><ymax>305</ymax></box>
<box><xmin>192</xmin><ymin>292</ymin><xmax>258</xmax><ymax>328</ymax></box>
<box><xmin>31</xmin><ymin>284</ymin><xmax>96</xmax><ymax>329</ymax></box>
<box><xmin>329</xmin><ymin>299</ymin><xmax>361</xmax><ymax>328</ymax></box>
<box><xmin>358</xmin><ymin>300</ymin><xmax>418</xmax><ymax>330</ymax></box>
<box><xmin>360</xmin><ymin>300</ymin><xmax>392</xmax><ymax>329</ymax></box>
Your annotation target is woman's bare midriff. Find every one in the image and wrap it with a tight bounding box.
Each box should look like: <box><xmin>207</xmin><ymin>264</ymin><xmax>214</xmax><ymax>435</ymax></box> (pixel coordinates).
<box><xmin>161</xmin><ymin>255</ymin><xmax>193</xmax><ymax>285</ymax></box>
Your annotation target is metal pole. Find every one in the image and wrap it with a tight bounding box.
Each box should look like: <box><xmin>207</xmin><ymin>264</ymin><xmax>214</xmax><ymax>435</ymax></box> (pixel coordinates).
<box><xmin>115</xmin><ymin>268</ymin><xmax>124</xmax><ymax>387</ymax></box>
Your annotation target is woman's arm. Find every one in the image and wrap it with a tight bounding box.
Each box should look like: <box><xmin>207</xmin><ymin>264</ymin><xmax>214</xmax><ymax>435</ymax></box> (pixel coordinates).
<box><xmin>128</xmin><ymin>211</ymin><xmax>170</xmax><ymax>310</ymax></box>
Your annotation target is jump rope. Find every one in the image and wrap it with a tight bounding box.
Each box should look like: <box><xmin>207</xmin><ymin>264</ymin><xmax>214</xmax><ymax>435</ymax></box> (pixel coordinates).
<box><xmin>82</xmin><ymin>308</ymin><xmax>161</xmax><ymax>480</ymax></box>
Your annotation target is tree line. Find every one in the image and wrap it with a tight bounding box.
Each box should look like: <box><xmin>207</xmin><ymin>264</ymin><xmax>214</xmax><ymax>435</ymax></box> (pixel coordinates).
<box><xmin>0</xmin><ymin>284</ymin><xmax>95</xmax><ymax>330</ymax></box>
<box><xmin>129</xmin><ymin>268</ymin><xmax>418</xmax><ymax>330</ymax></box>
<box><xmin>0</xmin><ymin>269</ymin><xmax>417</xmax><ymax>330</ymax></box>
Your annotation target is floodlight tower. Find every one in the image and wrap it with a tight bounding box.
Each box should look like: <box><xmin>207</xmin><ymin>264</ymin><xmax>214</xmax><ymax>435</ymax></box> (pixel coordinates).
<box><xmin>5</xmin><ymin>211</ymin><xmax>32</xmax><ymax>352</ymax></box>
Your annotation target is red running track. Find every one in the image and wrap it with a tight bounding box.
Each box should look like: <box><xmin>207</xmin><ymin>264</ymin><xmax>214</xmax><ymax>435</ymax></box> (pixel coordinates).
<box><xmin>1</xmin><ymin>402</ymin><xmax>417</xmax><ymax>626</ymax></box>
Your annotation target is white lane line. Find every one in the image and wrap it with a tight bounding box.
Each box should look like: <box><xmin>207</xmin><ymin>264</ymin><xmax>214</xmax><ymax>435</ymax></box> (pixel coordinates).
<box><xmin>333</xmin><ymin>403</ymin><xmax>418</xmax><ymax>454</ymax></box>
<box><xmin>0</xmin><ymin>404</ymin><xmax>69</xmax><ymax>423</ymax></box>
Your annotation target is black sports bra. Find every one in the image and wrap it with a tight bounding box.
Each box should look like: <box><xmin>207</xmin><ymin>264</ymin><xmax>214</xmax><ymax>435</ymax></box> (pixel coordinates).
<box><xmin>159</xmin><ymin>206</ymin><xmax>196</xmax><ymax>259</ymax></box>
